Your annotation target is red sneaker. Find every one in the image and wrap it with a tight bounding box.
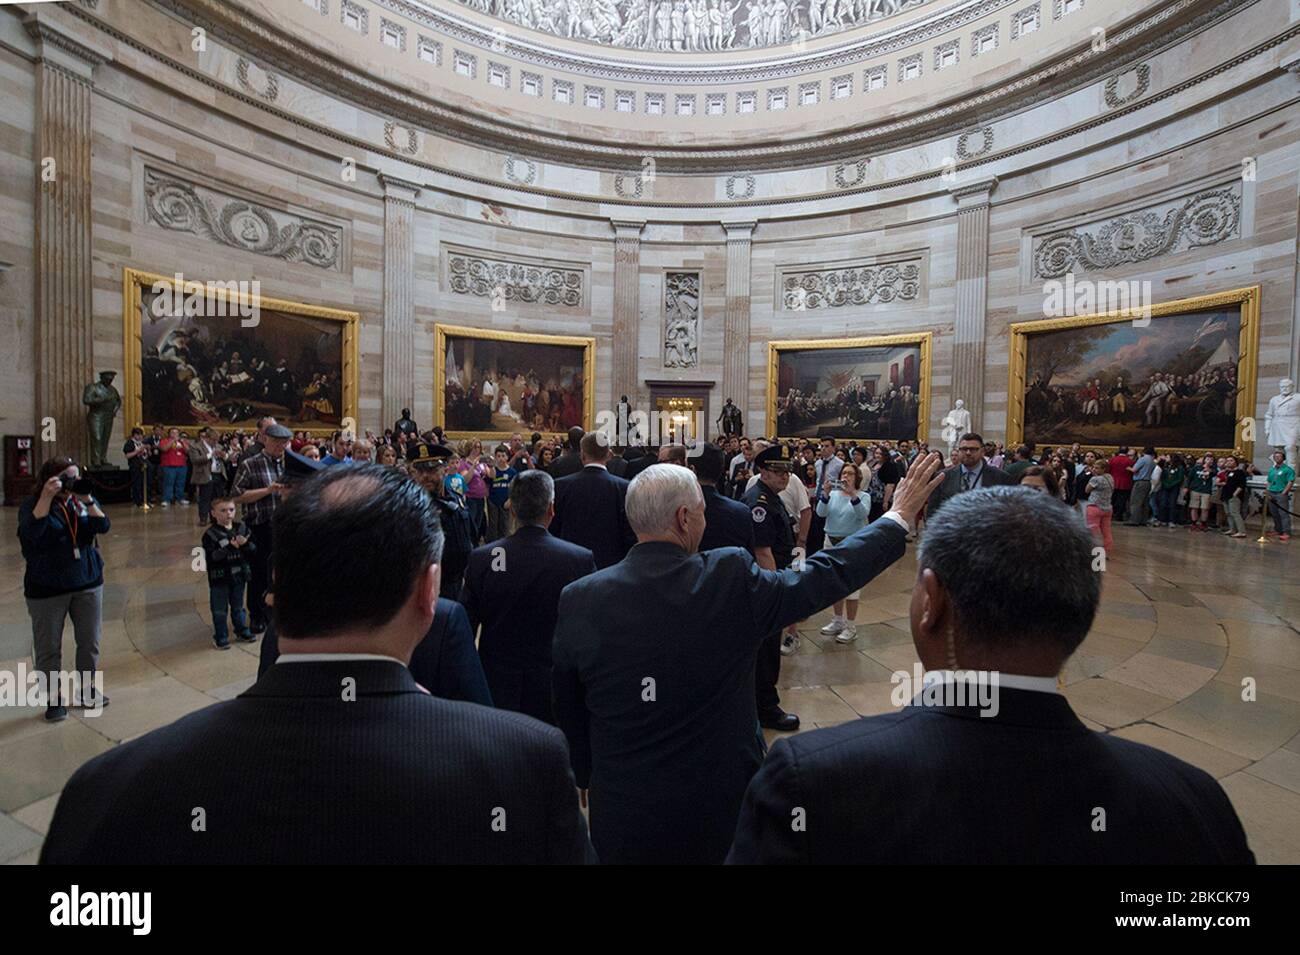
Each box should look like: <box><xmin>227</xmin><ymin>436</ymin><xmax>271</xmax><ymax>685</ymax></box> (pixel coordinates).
<box><xmin>1282</xmin><ymin>534</ymin><xmax>1291</xmax><ymax>542</ymax></box>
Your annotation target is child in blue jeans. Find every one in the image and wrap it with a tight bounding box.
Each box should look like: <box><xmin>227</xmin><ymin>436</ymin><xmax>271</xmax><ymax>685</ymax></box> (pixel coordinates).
<box><xmin>201</xmin><ymin>497</ymin><xmax>256</xmax><ymax>649</ymax></box>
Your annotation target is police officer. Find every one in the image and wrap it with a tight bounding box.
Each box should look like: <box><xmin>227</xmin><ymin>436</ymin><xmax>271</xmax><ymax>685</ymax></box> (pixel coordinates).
<box><xmin>743</xmin><ymin>443</ymin><xmax>800</xmax><ymax>732</ymax></box>
<box><xmin>408</xmin><ymin>442</ymin><xmax>474</xmax><ymax>599</ymax></box>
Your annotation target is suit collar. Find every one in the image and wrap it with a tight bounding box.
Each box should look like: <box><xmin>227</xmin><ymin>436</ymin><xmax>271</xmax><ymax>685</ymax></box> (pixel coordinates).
<box><xmin>512</xmin><ymin>523</ymin><xmax>550</xmax><ymax>538</ymax></box>
<box><xmin>626</xmin><ymin>540</ymin><xmax>690</xmax><ymax>561</ymax></box>
<box><xmin>240</xmin><ymin>658</ymin><xmax>423</xmax><ymax>699</ymax></box>
<box><xmin>912</xmin><ymin>684</ymin><xmax>1085</xmax><ymax>730</ymax></box>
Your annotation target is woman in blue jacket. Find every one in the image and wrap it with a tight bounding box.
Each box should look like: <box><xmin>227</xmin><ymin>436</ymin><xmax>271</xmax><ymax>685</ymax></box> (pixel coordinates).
<box><xmin>813</xmin><ymin>462</ymin><xmax>872</xmax><ymax>644</ymax></box>
<box><xmin>18</xmin><ymin>456</ymin><xmax>112</xmax><ymax>722</ymax></box>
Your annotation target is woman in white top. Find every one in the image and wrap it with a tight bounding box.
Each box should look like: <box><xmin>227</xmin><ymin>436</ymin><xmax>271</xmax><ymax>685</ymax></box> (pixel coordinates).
<box><xmin>814</xmin><ymin>463</ymin><xmax>871</xmax><ymax>643</ymax></box>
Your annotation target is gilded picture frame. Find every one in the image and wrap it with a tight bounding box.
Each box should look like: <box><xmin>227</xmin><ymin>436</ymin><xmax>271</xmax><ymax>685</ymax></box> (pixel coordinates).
<box><xmin>767</xmin><ymin>333</ymin><xmax>933</xmax><ymax>442</ymax></box>
<box><xmin>121</xmin><ymin>268</ymin><xmax>360</xmax><ymax>436</ymax></box>
<box><xmin>1006</xmin><ymin>286</ymin><xmax>1261</xmax><ymax>459</ymax></box>
<box><xmin>435</xmin><ymin>323</ymin><xmax>596</xmax><ymax>441</ymax></box>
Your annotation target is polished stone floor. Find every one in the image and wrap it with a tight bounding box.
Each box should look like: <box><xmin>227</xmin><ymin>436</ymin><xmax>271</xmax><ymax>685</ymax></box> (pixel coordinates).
<box><xmin>3</xmin><ymin>503</ymin><xmax>1299</xmax><ymax>864</ymax></box>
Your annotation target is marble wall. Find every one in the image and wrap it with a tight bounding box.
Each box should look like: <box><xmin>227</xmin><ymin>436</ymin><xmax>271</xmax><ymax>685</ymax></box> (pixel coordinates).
<box><xmin>0</xmin><ymin>0</ymin><xmax>1297</xmax><ymax>475</ymax></box>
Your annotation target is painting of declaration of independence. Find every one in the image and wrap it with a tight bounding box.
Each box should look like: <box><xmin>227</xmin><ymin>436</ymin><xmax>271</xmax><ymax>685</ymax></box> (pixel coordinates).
<box><xmin>125</xmin><ymin>269</ymin><xmax>358</xmax><ymax>432</ymax></box>
<box><xmin>769</xmin><ymin>335</ymin><xmax>930</xmax><ymax>441</ymax></box>
<box><xmin>436</xmin><ymin>325</ymin><xmax>594</xmax><ymax>437</ymax></box>
<box><xmin>1013</xmin><ymin>291</ymin><xmax>1260</xmax><ymax>454</ymax></box>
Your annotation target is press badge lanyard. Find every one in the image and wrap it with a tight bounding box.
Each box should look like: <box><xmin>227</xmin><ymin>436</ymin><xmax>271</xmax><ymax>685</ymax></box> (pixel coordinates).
<box><xmin>57</xmin><ymin>498</ymin><xmax>81</xmax><ymax>561</ymax></box>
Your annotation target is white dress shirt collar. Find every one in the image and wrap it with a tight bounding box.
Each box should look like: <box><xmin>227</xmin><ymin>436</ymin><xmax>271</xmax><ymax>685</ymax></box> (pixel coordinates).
<box><xmin>922</xmin><ymin>669</ymin><xmax>1060</xmax><ymax>695</ymax></box>
<box><xmin>276</xmin><ymin>653</ymin><xmax>406</xmax><ymax>666</ymax></box>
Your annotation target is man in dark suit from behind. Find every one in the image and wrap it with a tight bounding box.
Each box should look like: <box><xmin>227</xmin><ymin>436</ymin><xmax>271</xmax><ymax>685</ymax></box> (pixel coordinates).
<box><xmin>547</xmin><ymin>426</ymin><xmax>585</xmax><ymax>479</ymax></box>
<box><xmin>460</xmin><ymin>469</ymin><xmax>596</xmax><ymax>724</ymax></box>
<box><xmin>550</xmin><ymin>431</ymin><xmax>637</xmax><ymax>569</ymax></box>
<box><xmin>552</xmin><ymin>455</ymin><xmax>945</xmax><ymax>864</ymax></box>
<box><xmin>691</xmin><ymin>442</ymin><xmax>755</xmax><ymax>554</ymax></box>
<box><xmin>728</xmin><ymin>487</ymin><xmax>1255</xmax><ymax>864</ymax></box>
<box><xmin>926</xmin><ymin>431</ymin><xmax>1015</xmax><ymax>517</ymax></box>
<box><xmin>41</xmin><ymin>464</ymin><xmax>594</xmax><ymax>865</ymax></box>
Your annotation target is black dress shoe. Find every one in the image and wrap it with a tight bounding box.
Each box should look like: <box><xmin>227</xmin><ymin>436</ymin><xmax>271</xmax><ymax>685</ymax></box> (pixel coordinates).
<box><xmin>249</xmin><ymin>621</ymin><xmax>266</xmax><ymax>635</ymax></box>
<box><xmin>45</xmin><ymin>704</ymin><xmax>68</xmax><ymax>722</ymax></box>
<box><xmin>759</xmin><ymin>709</ymin><xmax>800</xmax><ymax>732</ymax></box>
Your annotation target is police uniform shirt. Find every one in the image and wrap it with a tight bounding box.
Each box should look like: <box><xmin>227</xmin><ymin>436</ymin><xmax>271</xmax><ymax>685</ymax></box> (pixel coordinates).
<box><xmin>743</xmin><ymin>481</ymin><xmax>795</xmax><ymax>570</ymax></box>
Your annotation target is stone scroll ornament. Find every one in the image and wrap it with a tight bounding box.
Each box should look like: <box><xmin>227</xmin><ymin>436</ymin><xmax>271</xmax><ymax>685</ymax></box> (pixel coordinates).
<box><xmin>143</xmin><ymin>170</ymin><xmax>342</xmax><ymax>270</ymax></box>
<box><xmin>447</xmin><ymin>253</ymin><xmax>584</xmax><ymax>307</ymax></box>
<box><xmin>1032</xmin><ymin>187</ymin><xmax>1241</xmax><ymax>280</ymax></box>
<box><xmin>783</xmin><ymin>261</ymin><xmax>921</xmax><ymax>309</ymax></box>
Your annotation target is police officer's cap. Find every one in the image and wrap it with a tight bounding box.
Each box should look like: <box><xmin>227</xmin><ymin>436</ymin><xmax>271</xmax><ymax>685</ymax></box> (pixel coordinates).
<box><xmin>282</xmin><ymin>448</ymin><xmax>323</xmax><ymax>483</ymax></box>
<box><xmin>754</xmin><ymin>444</ymin><xmax>794</xmax><ymax>472</ymax></box>
<box><xmin>408</xmin><ymin>442</ymin><xmax>452</xmax><ymax>469</ymax></box>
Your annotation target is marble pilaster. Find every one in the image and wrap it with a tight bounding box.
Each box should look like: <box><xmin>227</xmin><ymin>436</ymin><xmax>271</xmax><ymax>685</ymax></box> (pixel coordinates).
<box><xmin>722</xmin><ymin>221</ymin><xmax>755</xmax><ymax>437</ymax></box>
<box><xmin>380</xmin><ymin>174</ymin><xmax>420</xmax><ymax>431</ymax></box>
<box><xmin>611</xmin><ymin>219</ymin><xmax>644</xmax><ymax>410</ymax></box>
<box><xmin>25</xmin><ymin>14</ymin><xmax>104</xmax><ymax>464</ymax></box>
<box><xmin>948</xmin><ymin>179</ymin><xmax>997</xmax><ymax>435</ymax></box>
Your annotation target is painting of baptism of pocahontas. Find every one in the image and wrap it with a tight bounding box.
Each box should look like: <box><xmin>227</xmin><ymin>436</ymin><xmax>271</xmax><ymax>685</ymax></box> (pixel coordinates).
<box><xmin>123</xmin><ymin>269</ymin><xmax>359</xmax><ymax>432</ymax></box>
<box><xmin>435</xmin><ymin>324</ymin><xmax>594</xmax><ymax>438</ymax></box>
<box><xmin>1011</xmin><ymin>288</ymin><xmax>1261</xmax><ymax>455</ymax></box>
<box><xmin>768</xmin><ymin>334</ymin><xmax>931</xmax><ymax>441</ymax></box>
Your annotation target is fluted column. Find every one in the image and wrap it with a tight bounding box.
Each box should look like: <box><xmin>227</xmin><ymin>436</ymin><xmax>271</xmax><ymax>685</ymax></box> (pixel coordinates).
<box><xmin>26</xmin><ymin>15</ymin><xmax>103</xmax><ymax>464</ymax></box>
<box><xmin>381</xmin><ymin>175</ymin><xmax>420</xmax><ymax>431</ymax></box>
<box><xmin>948</xmin><ymin>179</ymin><xmax>997</xmax><ymax>435</ymax></box>
<box><xmin>611</xmin><ymin>220</ymin><xmax>644</xmax><ymax>411</ymax></box>
<box><xmin>723</xmin><ymin>221</ymin><xmax>755</xmax><ymax>439</ymax></box>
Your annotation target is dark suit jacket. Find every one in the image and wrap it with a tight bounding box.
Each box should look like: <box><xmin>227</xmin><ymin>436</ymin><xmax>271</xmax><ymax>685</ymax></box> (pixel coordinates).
<box><xmin>548</xmin><ymin>450</ymin><xmax>583</xmax><ymax>479</ymax></box>
<box><xmin>40</xmin><ymin>659</ymin><xmax>594</xmax><ymax>864</ymax></box>
<box><xmin>606</xmin><ymin>456</ymin><xmax>628</xmax><ymax>478</ymax></box>
<box><xmin>698</xmin><ymin>484</ymin><xmax>756</xmax><ymax>554</ymax></box>
<box><xmin>623</xmin><ymin>453</ymin><xmax>658</xmax><ymax>480</ymax></box>
<box><xmin>550</xmin><ymin>465</ymin><xmax>636</xmax><ymax>569</ymax></box>
<box><xmin>926</xmin><ymin>462</ymin><xmax>1015</xmax><ymax>515</ymax></box>
<box><xmin>258</xmin><ymin>600</ymin><xmax>492</xmax><ymax>707</ymax></box>
<box><xmin>552</xmin><ymin>519</ymin><xmax>907</xmax><ymax>864</ymax></box>
<box><xmin>460</xmin><ymin>525</ymin><xmax>596</xmax><ymax>724</ymax></box>
<box><xmin>727</xmin><ymin>687</ymin><xmax>1255</xmax><ymax>864</ymax></box>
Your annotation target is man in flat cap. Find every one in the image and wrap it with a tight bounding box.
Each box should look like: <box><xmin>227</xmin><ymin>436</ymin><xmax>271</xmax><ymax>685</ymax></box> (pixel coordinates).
<box><xmin>230</xmin><ymin>422</ymin><xmax>294</xmax><ymax>634</ymax></box>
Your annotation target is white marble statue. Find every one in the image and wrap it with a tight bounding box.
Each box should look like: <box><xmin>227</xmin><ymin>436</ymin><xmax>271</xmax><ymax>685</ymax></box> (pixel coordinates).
<box><xmin>1265</xmin><ymin>377</ymin><xmax>1300</xmax><ymax>469</ymax></box>
<box><xmin>940</xmin><ymin>399</ymin><xmax>971</xmax><ymax>460</ymax></box>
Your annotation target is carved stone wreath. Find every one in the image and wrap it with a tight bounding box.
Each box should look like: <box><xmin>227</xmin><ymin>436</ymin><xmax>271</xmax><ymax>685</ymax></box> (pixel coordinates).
<box><xmin>143</xmin><ymin>168</ymin><xmax>342</xmax><ymax>270</ymax></box>
<box><xmin>726</xmin><ymin>175</ymin><xmax>756</xmax><ymax>201</ymax></box>
<box><xmin>447</xmin><ymin>253</ymin><xmax>583</xmax><ymax>307</ymax></box>
<box><xmin>384</xmin><ymin>121</ymin><xmax>419</xmax><ymax>155</ymax></box>
<box><xmin>236</xmin><ymin>57</ymin><xmax>279</xmax><ymax>102</ymax></box>
<box><xmin>956</xmin><ymin>127</ymin><xmax>993</xmax><ymax>159</ymax></box>
<box><xmin>504</xmin><ymin>156</ymin><xmax>537</xmax><ymax>185</ymax></box>
<box><xmin>614</xmin><ymin>173</ymin><xmax>644</xmax><ymax>199</ymax></box>
<box><xmin>834</xmin><ymin>159</ymin><xmax>868</xmax><ymax>189</ymax></box>
<box><xmin>782</xmin><ymin>262</ymin><xmax>921</xmax><ymax>309</ymax></box>
<box><xmin>1104</xmin><ymin>63</ymin><xmax>1151</xmax><ymax>108</ymax></box>
<box><xmin>1032</xmin><ymin>186</ymin><xmax>1240</xmax><ymax>279</ymax></box>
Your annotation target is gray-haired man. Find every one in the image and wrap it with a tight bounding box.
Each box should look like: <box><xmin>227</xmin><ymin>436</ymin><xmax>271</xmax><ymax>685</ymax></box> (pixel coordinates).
<box><xmin>552</xmin><ymin>453</ymin><xmax>944</xmax><ymax>865</ymax></box>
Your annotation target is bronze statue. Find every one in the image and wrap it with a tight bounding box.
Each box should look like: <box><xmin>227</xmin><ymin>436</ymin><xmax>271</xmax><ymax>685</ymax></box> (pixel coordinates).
<box><xmin>717</xmin><ymin>397</ymin><xmax>743</xmax><ymax>438</ymax></box>
<box><xmin>83</xmin><ymin>370</ymin><xmax>121</xmax><ymax>468</ymax></box>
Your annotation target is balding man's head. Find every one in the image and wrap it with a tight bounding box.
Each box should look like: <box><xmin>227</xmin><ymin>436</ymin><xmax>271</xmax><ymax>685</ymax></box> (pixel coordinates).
<box><xmin>272</xmin><ymin>464</ymin><xmax>443</xmax><ymax>641</ymax></box>
<box><xmin>913</xmin><ymin>487</ymin><xmax>1099</xmax><ymax>674</ymax></box>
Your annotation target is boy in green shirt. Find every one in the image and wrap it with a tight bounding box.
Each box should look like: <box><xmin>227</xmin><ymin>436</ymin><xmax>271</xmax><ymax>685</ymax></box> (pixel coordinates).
<box><xmin>1267</xmin><ymin>450</ymin><xmax>1295</xmax><ymax>540</ymax></box>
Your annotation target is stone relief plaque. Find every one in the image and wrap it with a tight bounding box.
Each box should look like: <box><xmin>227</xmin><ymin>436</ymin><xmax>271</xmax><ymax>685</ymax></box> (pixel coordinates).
<box><xmin>780</xmin><ymin>254</ymin><xmax>923</xmax><ymax>310</ymax></box>
<box><xmin>444</xmin><ymin>247</ymin><xmax>586</xmax><ymax>308</ymax></box>
<box><xmin>664</xmin><ymin>271</ymin><xmax>700</xmax><ymax>368</ymax></box>
<box><xmin>1032</xmin><ymin>184</ymin><xmax>1242</xmax><ymax>279</ymax></box>
<box><xmin>142</xmin><ymin>167</ymin><xmax>344</xmax><ymax>271</ymax></box>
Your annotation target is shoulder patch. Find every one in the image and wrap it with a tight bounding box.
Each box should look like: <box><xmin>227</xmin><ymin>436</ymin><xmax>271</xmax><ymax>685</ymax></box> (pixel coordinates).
<box><xmin>751</xmin><ymin>505</ymin><xmax>767</xmax><ymax>523</ymax></box>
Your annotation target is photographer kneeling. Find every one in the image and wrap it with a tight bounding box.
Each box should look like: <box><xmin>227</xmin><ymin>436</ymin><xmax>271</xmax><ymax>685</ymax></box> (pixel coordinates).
<box><xmin>18</xmin><ymin>456</ymin><xmax>112</xmax><ymax>721</ymax></box>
